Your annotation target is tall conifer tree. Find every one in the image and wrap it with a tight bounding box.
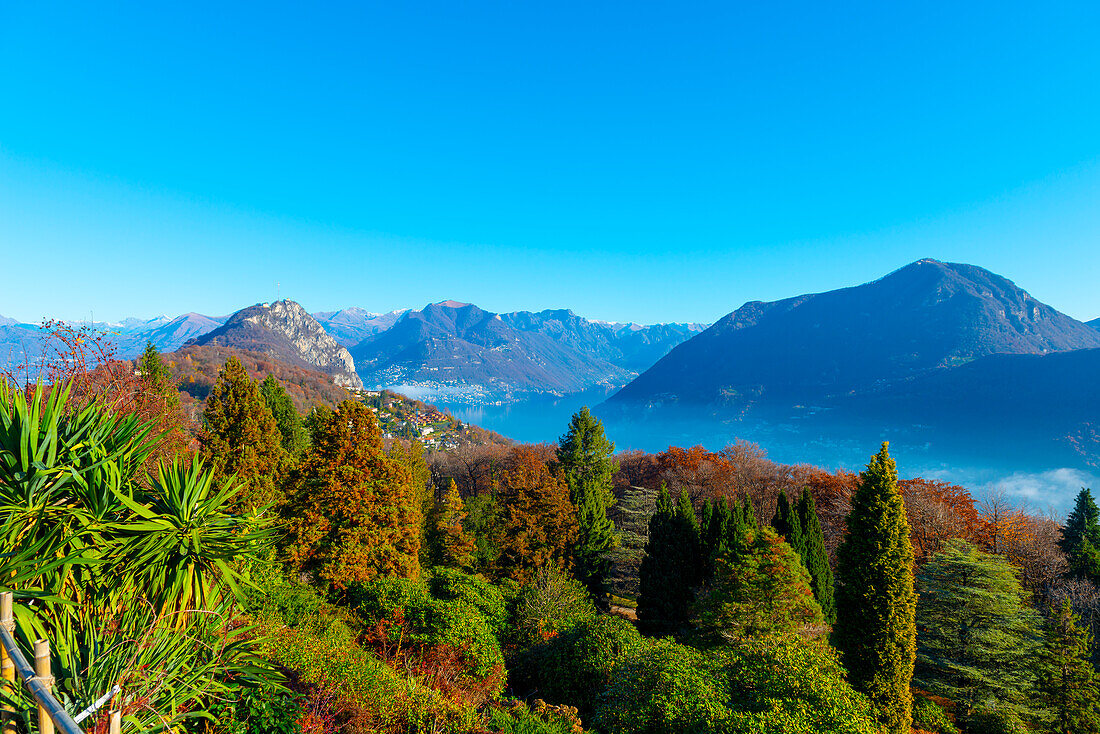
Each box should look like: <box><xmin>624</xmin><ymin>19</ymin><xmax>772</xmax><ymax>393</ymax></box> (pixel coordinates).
<box><xmin>200</xmin><ymin>357</ymin><xmax>286</xmax><ymax>510</ymax></box>
<box><xmin>797</xmin><ymin>487</ymin><xmax>835</xmax><ymax>624</ymax></box>
<box><xmin>771</xmin><ymin>490</ymin><xmax>805</xmax><ymax>560</ymax></box>
<box><xmin>1060</xmin><ymin>488</ymin><xmax>1100</xmax><ymax>583</ymax></box>
<box><xmin>259</xmin><ymin>375</ymin><xmax>308</xmax><ymax>458</ymax></box>
<box><xmin>557</xmin><ymin>407</ymin><xmax>618</xmax><ymax>602</ymax></box>
<box><xmin>638</xmin><ymin>485</ymin><xmax>701</xmax><ymax>636</ymax></box>
<box><xmin>1036</xmin><ymin>599</ymin><xmax>1100</xmax><ymax>734</ymax></box>
<box><xmin>833</xmin><ymin>443</ymin><xmax>916</xmax><ymax>734</ymax></box>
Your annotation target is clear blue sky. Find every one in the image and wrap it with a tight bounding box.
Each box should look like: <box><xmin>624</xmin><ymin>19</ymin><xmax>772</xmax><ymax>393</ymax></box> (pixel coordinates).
<box><xmin>3</xmin><ymin>1</ymin><xmax>1100</xmax><ymax>325</ymax></box>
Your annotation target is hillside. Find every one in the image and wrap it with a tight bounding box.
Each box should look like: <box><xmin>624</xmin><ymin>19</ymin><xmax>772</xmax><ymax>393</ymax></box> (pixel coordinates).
<box><xmin>1090</xmin><ymin>317</ymin><xmax>1100</xmax><ymax>330</ymax></box>
<box><xmin>610</xmin><ymin>259</ymin><xmax>1100</xmax><ymax>408</ymax></box>
<box><xmin>191</xmin><ymin>300</ymin><xmax>363</xmax><ymax>389</ymax></box>
<box><xmin>350</xmin><ymin>301</ymin><xmax>635</xmax><ymax>398</ymax></box>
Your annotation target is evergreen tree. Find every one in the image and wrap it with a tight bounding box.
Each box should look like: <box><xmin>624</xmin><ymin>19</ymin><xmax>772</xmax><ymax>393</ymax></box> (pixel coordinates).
<box><xmin>914</xmin><ymin>539</ymin><xmax>1041</xmax><ymax>724</ymax></box>
<box><xmin>797</xmin><ymin>487</ymin><xmax>836</xmax><ymax>624</ymax></box>
<box><xmin>703</xmin><ymin>497</ymin><xmax>732</xmax><ymax>580</ymax></box>
<box><xmin>556</xmin><ymin>407</ymin><xmax>618</xmax><ymax>602</ymax></box>
<box><xmin>1060</xmin><ymin>488</ymin><xmax>1100</xmax><ymax>583</ymax></box>
<box><xmin>199</xmin><ymin>357</ymin><xmax>286</xmax><ymax>510</ymax></box>
<box><xmin>495</xmin><ymin>447</ymin><xmax>579</xmax><ymax>583</ymax></box>
<box><xmin>426</xmin><ymin>479</ymin><xmax>477</xmax><ymax>571</ymax></box>
<box><xmin>259</xmin><ymin>375</ymin><xmax>308</xmax><ymax>458</ymax></box>
<box><xmin>741</xmin><ymin>497</ymin><xmax>758</xmax><ymax>529</ymax></box>
<box><xmin>1036</xmin><ymin>599</ymin><xmax>1100</xmax><ymax>734</ymax></box>
<box><xmin>282</xmin><ymin>400</ymin><xmax>421</xmax><ymax>588</ymax></box>
<box><xmin>637</xmin><ymin>485</ymin><xmax>702</xmax><ymax>636</ymax></box>
<box><xmin>138</xmin><ymin>340</ymin><xmax>179</xmax><ymax>407</ymax></box>
<box><xmin>833</xmin><ymin>443</ymin><xmax>916</xmax><ymax>734</ymax></box>
<box><xmin>771</xmin><ymin>490</ymin><xmax>805</xmax><ymax>560</ymax></box>
<box><xmin>694</xmin><ymin>527</ymin><xmax>824</xmax><ymax>642</ymax></box>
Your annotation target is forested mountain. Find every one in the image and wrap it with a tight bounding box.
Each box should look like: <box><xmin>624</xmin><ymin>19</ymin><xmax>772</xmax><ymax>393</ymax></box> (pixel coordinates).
<box><xmin>611</xmin><ymin>259</ymin><xmax>1100</xmax><ymax>408</ymax></box>
<box><xmin>1090</xmin><ymin>317</ymin><xmax>1100</xmax><ymax>330</ymax></box>
<box><xmin>190</xmin><ymin>300</ymin><xmax>363</xmax><ymax>389</ymax></box>
<box><xmin>313</xmin><ymin>306</ymin><xmax>409</xmax><ymax>346</ymax></box>
<box><xmin>350</xmin><ymin>301</ymin><xmax>635</xmax><ymax>396</ymax></box>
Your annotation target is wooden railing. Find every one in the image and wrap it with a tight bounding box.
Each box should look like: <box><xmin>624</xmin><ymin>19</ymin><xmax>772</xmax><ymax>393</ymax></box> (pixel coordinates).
<box><xmin>0</xmin><ymin>592</ymin><xmax>120</xmax><ymax>734</ymax></box>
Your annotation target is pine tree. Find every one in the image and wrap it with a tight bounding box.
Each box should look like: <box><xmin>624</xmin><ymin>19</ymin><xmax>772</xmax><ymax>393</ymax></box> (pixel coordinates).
<box><xmin>771</xmin><ymin>490</ymin><xmax>805</xmax><ymax>560</ymax></box>
<box><xmin>282</xmin><ymin>400</ymin><xmax>421</xmax><ymax>588</ymax></box>
<box><xmin>495</xmin><ymin>447</ymin><xmax>579</xmax><ymax>584</ymax></box>
<box><xmin>1060</xmin><ymin>488</ymin><xmax>1100</xmax><ymax>583</ymax></box>
<box><xmin>914</xmin><ymin>539</ymin><xmax>1041</xmax><ymax>724</ymax></box>
<box><xmin>556</xmin><ymin>407</ymin><xmax>618</xmax><ymax>602</ymax></box>
<box><xmin>797</xmin><ymin>487</ymin><xmax>836</xmax><ymax>624</ymax></box>
<box><xmin>1036</xmin><ymin>598</ymin><xmax>1100</xmax><ymax>734</ymax></box>
<box><xmin>702</xmin><ymin>497</ymin><xmax>732</xmax><ymax>580</ymax></box>
<box><xmin>833</xmin><ymin>443</ymin><xmax>916</xmax><ymax>734</ymax></box>
<box><xmin>259</xmin><ymin>375</ymin><xmax>308</xmax><ymax>458</ymax></box>
<box><xmin>426</xmin><ymin>479</ymin><xmax>477</xmax><ymax>571</ymax></box>
<box><xmin>138</xmin><ymin>340</ymin><xmax>179</xmax><ymax>408</ymax></box>
<box><xmin>637</xmin><ymin>485</ymin><xmax>702</xmax><ymax>636</ymax></box>
<box><xmin>200</xmin><ymin>357</ymin><xmax>286</xmax><ymax>510</ymax></box>
<box><xmin>694</xmin><ymin>527</ymin><xmax>823</xmax><ymax>642</ymax></box>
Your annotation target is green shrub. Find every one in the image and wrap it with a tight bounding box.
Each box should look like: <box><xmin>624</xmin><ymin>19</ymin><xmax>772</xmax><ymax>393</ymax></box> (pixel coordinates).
<box><xmin>199</xmin><ymin>683</ymin><xmax>304</xmax><ymax>734</ymax></box>
<box><xmin>593</xmin><ymin>638</ymin><xmax>727</xmax><ymax>734</ymax></box>
<box><xmin>428</xmin><ymin>567</ymin><xmax>509</xmax><ymax>636</ymax></box>
<box><xmin>522</xmin><ymin>615</ymin><xmax>643</xmax><ymax>717</ymax></box>
<box><xmin>351</xmin><ymin>576</ymin><xmax>506</xmax><ymax>689</ymax></box>
<box><xmin>966</xmin><ymin>706</ymin><xmax>1030</xmax><ymax>734</ymax></box>
<box><xmin>486</xmin><ymin>700</ymin><xmax>584</xmax><ymax>734</ymax></box>
<box><xmin>912</xmin><ymin>697</ymin><xmax>959</xmax><ymax>734</ymax></box>
<box><xmin>510</xmin><ymin>566</ymin><xmax>598</xmax><ymax>648</ymax></box>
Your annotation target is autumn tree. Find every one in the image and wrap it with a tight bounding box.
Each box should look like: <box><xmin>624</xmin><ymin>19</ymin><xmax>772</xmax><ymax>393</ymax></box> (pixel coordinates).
<box><xmin>637</xmin><ymin>486</ymin><xmax>701</xmax><ymax>636</ymax></box>
<box><xmin>425</xmin><ymin>479</ymin><xmax>477</xmax><ymax>571</ymax></box>
<box><xmin>833</xmin><ymin>443</ymin><xmax>916</xmax><ymax>734</ymax></box>
<box><xmin>1060</xmin><ymin>488</ymin><xmax>1100</xmax><ymax>583</ymax></box>
<box><xmin>199</xmin><ymin>356</ymin><xmax>286</xmax><ymax>510</ymax></box>
<box><xmin>694</xmin><ymin>527</ymin><xmax>824</xmax><ymax>642</ymax></box>
<box><xmin>1036</xmin><ymin>598</ymin><xmax>1100</xmax><ymax>734</ymax></box>
<box><xmin>914</xmin><ymin>539</ymin><xmax>1040</xmax><ymax>724</ymax></box>
<box><xmin>259</xmin><ymin>375</ymin><xmax>307</xmax><ymax>458</ymax></box>
<box><xmin>798</xmin><ymin>487</ymin><xmax>836</xmax><ymax>624</ymax></box>
<box><xmin>494</xmin><ymin>447</ymin><xmax>578</xmax><ymax>584</ymax></box>
<box><xmin>556</xmin><ymin>407</ymin><xmax>618</xmax><ymax>601</ymax></box>
<box><xmin>282</xmin><ymin>400</ymin><xmax>421</xmax><ymax>589</ymax></box>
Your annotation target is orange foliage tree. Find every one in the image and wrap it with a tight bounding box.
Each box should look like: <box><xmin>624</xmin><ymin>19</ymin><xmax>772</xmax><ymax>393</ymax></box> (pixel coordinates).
<box><xmin>494</xmin><ymin>447</ymin><xmax>578</xmax><ymax>583</ymax></box>
<box><xmin>283</xmin><ymin>400</ymin><xmax>421</xmax><ymax>589</ymax></box>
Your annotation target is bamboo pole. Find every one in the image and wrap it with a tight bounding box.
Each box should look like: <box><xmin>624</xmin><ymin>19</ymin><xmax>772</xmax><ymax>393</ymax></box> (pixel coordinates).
<box><xmin>0</xmin><ymin>593</ymin><xmax>13</xmax><ymax>734</ymax></box>
<box><xmin>109</xmin><ymin>709</ymin><xmax>121</xmax><ymax>734</ymax></box>
<box><xmin>33</xmin><ymin>639</ymin><xmax>53</xmax><ymax>734</ymax></box>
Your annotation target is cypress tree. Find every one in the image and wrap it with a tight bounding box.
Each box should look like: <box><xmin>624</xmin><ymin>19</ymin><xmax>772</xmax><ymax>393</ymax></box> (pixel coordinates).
<box><xmin>741</xmin><ymin>497</ymin><xmax>758</xmax><ymax>530</ymax></box>
<box><xmin>200</xmin><ymin>356</ymin><xmax>286</xmax><ymax>510</ymax></box>
<box><xmin>557</xmin><ymin>407</ymin><xmax>618</xmax><ymax>602</ymax></box>
<box><xmin>637</xmin><ymin>485</ymin><xmax>701</xmax><ymax>636</ymax></box>
<box><xmin>138</xmin><ymin>340</ymin><xmax>179</xmax><ymax>407</ymax></box>
<box><xmin>833</xmin><ymin>443</ymin><xmax>916</xmax><ymax>734</ymax></box>
<box><xmin>703</xmin><ymin>497</ymin><xmax>732</xmax><ymax>580</ymax></box>
<box><xmin>1060</xmin><ymin>488</ymin><xmax>1100</xmax><ymax>583</ymax></box>
<box><xmin>1036</xmin><ymin>599</ymin><xmax>1100</xmax><ymax>734</ymax></box>
<box><xmin>259</xmin><ymin>375</ymin><xmax>308</xmax><ymax>458</ymax></box>
<box><xmin>771</xmin><ymin>490</ymin><xmax>805</xmax><ymax>560</ymax></box>
<box><xmin>914</xmin><ymin>539</ymin><xmax>1040</xmax><ymax>724</ymax></box>
<box><xmin>797</xmin><ymin>487</ymin><xmax>835</xmax><ymax>624</ymax></box>
<box><xmin>426</xmin><ymin>479</ymin><xmax>477</xmax><ymax>571</ymax></box>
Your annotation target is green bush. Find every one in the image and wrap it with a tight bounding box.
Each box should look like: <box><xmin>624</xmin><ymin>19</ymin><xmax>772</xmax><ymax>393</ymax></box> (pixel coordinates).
<box><xmin>966</xmin><ymin>706</ymin><xmax>1030</xmax><ymax>734</ymax></box>
<box><xmin>912</xmin><ymin>697</ymin><xmax>959</xmax><ymax>734</ymax></box>
<box><xmin>199</xmin><ymin>683</ymin><xmax>304</xmax><ymax>734</ymax></box>
<box><xmin>593</xmin><ymin>638</ymin><xmax>728</xmax><ymax>734</ymax></box>
<box><xmin>510</xmin><ymin>566</ymin><xmax>598</xmax><ymax>648</ymax></box>
<box><xmin>522</xmin><ymin>615</ymin><xmax>643</xmax><ymax>717</ymax></box>
<box><xmin>428</xmin><ymin>567</ymin><xmax>509</xmax><ymax>636</ymax></box>
<box><xmin>592</xmin><ymin>636</ymin><xmax>879</xmax><ymax>734</ymax></box>
<box><xmin>486</xmin><ymin>700</ymin><xmax>584</xmax><ymax>734</ymax></box>
<box><xmin>351</xmin><ymin>576</ymin><xmax>506</xmax><ymax>687</ymax></box>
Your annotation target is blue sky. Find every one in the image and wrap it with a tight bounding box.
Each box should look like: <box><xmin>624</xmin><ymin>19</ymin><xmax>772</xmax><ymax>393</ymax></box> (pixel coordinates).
<box><xmin>2</xmin><ymin>1</ymin><xmax>1100</xmax><ymax>325</ymax></box>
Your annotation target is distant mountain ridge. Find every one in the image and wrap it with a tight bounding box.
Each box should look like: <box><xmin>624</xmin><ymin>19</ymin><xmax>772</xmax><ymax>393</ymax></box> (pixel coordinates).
<box><xmin>611</xmin><ymin>259</ymin><xmax>1100</xmax><ymax>408</ymax></box>
<box><xmin>190</xmin><ymin>300</ymin><xmax>363</xmax><ymax>389</ymax></box>
<box><xmin>1090</xmin><ymin>317</ymin><xmax>1100</xmax><ymax>330</ymax></box>
<box><xmin>313</xmin><ymin>307</ymin><xmax>409</xmax><ymax>346</ymax></box>
<box><xmin>347</xmin><ymin>301</ymin><xmax>706</xmax><ymax>398</ymax></box>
